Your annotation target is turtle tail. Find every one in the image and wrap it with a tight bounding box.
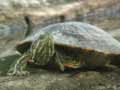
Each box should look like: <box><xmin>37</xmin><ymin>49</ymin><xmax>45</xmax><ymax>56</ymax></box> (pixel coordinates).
<box><xmin>32</xmin><ymin>34</ymin><xmax>55</xmax><ymax>66</ymax></box>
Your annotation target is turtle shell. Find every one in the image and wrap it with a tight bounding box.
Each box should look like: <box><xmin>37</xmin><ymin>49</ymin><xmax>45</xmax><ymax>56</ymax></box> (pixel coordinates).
<box><xmin>16</xmin><ymin>22</ymin><xmax>120</xmax><ymax>56</ymax></box>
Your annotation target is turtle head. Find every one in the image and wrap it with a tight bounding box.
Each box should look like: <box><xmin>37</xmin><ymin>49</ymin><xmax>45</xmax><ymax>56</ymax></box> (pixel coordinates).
<box><xmin>31</xmin><ymin>34</ymin><xmax>55</xmax><ymax>65</ymax></box>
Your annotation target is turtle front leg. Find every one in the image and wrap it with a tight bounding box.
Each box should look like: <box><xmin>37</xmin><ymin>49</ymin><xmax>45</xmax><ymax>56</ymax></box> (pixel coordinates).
<box><xmin>7</xmin><ymin>53</ymin><xmax>31</xmax><ymax>76</ymax></box>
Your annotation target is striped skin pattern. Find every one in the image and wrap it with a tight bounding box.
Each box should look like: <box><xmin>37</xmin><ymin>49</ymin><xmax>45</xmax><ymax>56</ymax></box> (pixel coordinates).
<box><xmin>31</xmin><ymin>34</ymin><xmax>55</xmax><ymax>66</ymax></box>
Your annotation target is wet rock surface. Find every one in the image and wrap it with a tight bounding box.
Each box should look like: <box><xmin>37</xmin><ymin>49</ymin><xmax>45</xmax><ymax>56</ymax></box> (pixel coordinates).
<box><xmin>0</xmin><ymin>68</ymin><xmax>120</xmax><ymax>90</ymax></box>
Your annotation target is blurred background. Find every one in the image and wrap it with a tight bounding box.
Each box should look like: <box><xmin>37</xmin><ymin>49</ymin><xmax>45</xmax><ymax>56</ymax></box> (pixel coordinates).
<box><xmin>0</xmin><ymin>0</ymin><xmax>120</xmax><ymax>55</ymax></box>
<box><xmin>0</xmin><ymin>1</ymin><xmax>120</xmax><ymax>89</ymax></box>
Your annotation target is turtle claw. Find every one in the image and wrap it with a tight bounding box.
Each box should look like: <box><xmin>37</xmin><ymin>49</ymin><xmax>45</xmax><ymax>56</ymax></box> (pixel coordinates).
<box><xmin>7</xmin><ymin>71</ymin><xmax>30</xmax><ymax>76</ymax></box>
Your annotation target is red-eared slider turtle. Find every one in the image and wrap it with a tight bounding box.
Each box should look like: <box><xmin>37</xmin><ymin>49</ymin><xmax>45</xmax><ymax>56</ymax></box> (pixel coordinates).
<box><xmin>8</xmin><ymin>17</ymin><xmax>120</xmax><ymax>75</ymax></box>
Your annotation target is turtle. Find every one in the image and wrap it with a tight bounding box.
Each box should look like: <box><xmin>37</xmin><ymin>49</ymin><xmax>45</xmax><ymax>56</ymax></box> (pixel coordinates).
<box><xmin>8</xmin><ymin>16</ymin><xmax>120</xmax><ymax>75</ymax></box>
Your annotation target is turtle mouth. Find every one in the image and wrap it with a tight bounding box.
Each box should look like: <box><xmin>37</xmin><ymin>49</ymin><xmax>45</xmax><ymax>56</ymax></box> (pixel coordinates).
<box><xmin>16</xmin><ymin>41</ymin><xmax>32</xmax><ymax>54</ymax></box>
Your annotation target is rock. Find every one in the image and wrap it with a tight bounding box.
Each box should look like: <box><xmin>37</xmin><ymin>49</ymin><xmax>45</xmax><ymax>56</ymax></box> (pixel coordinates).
<box><xmin>0</xmin><ymin>17</ymin><xmax>27</xmax><ymax>40</ymax></box>
<box><xmin>0</xmin><ymin>67</ymin><xmax>120</xmax><ymax>90</ymax></box>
